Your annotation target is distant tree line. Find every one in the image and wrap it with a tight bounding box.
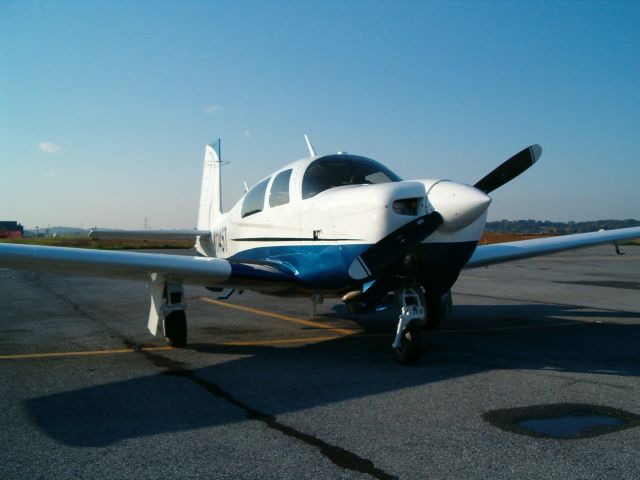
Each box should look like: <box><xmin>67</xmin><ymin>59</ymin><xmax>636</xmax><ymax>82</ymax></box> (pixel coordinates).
<box><xmin>485</xmin><ymin>219</ymin><xmax>640</xmax><ymax>234</ymax></box>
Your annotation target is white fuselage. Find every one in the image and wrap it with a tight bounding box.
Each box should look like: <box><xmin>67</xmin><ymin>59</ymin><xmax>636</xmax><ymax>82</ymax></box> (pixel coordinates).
<box><xmin>195</xmin><ymin>153</ymin><xmax>489</xmax><ymax>295</ymax></box>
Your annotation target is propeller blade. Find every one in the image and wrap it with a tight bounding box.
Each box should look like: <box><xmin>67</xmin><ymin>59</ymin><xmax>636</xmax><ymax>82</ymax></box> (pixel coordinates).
<box><xmin>348</xmin><ymin>211</ymin><xmax>443</xmax><ymax>280</ymax></box>
<box><xmin>474</xmin><ymin>144</ymin><xmax>542</xmax><ymax>194</ymax></box>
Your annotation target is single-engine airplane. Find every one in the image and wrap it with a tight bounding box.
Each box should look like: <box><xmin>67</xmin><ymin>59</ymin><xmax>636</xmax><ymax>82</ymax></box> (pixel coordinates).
<box><xmin>1</xmin><ymin>136</ymin><xmax>639</xmax><ymax>364</ymax></box>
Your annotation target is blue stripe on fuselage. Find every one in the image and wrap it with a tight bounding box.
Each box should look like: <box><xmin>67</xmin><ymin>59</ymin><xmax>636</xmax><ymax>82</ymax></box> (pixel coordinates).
<box><xmin>229</xmin><ymin>244</ymin><xmax>368</xmax><ymax>289</ymax></box>
<box><xmin>228</xmin><ymin>241</ymin><xmax>478</xmax><ymax>292</ymax></box>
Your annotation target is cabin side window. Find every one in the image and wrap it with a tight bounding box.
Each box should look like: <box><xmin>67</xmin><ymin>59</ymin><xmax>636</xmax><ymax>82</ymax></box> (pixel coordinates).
<box><xmin>241</xmin><ymin>177</ymin><xmax>270</xmax><ymax>218</ymax></box>
<box><xmin>269</xmin><ymin>169</ymin><xmax>292</xmax><ymax>208</ymax></box>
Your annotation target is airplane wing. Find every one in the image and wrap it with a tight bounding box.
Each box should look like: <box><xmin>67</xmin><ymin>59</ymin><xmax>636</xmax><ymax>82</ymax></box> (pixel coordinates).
<box><xmin>465</xmin><ymin>226</ymin><xmax>640</xmax><ymax>269</ymax></box>
<box><xmin>0</xmin><ymin>243</ymin><xmax>297</xmax><ymax>289</ymax></box>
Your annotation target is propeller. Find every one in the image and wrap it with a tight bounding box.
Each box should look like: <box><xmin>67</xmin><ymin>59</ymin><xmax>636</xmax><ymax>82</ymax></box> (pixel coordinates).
<box><xmin>474</xmin><ymin>145</ymin><xmax>542</xmax><ymax>194</ymax></box>
<box><xmin>348</xmin><ymin>182</ymin><xmax>493</xmax><ymax>280</ymax></box>
<box><xmin>348</xmin><ymin>211</ymin><xmax>443</xmax><ymax>280</ymax></box>
<box><xmin>347</xmin><ymin>144</ymin><xmax>542</xmax><ymax>281</ymax></box>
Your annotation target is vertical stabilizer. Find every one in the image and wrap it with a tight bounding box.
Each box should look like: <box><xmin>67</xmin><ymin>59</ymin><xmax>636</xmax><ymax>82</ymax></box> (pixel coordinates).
<box><xmin>197</xmin><ymin>140</ymin><xmax>222</xmax><ymax>231</ymax></box>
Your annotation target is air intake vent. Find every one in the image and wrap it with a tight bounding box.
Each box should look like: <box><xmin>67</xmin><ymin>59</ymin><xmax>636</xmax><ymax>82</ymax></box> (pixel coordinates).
<box><xmin>392</xmin><ymin>198</ymin><xmax>421</xmax><ymax>216</ymax></box>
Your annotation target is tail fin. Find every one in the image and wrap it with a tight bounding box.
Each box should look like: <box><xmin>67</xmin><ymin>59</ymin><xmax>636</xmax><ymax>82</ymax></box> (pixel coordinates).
<box><xmin>197</xmin><ymin>139</ymin><xmax>222</xmax><ymax>231</ymax></box>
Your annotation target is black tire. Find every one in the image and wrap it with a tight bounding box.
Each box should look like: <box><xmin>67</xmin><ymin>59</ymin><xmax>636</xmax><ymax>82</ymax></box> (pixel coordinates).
<box><xmin>422</xmin><ymin>290</ymin><xmax>453</xmax><ymax>331</ymax></box>
<box><xmin>164</xmin><ymin>310</ymin><xmax>187</xmax><ymax>347</ymax></box>
<box><xmin>440</xmin><ymin>290</ymin><xmax>453</xmax><ymax>323</ymax></box>
<box><xmin>392</xmin><ymin>322</ymin><xmax>423</xmax><ymax>365</ymax></box>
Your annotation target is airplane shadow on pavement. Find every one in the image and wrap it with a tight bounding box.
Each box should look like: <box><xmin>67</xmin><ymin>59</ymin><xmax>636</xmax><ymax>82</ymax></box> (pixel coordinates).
<box><xmin>24</xmin><ymin>303</ymin><xmax>640</xmax><ymax>448</ymax></box>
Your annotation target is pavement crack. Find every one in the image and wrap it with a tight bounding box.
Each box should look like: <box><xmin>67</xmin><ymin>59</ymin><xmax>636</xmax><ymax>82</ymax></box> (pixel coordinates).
<box><xmin>32</xmin><ymin>273</ymin><xmax>98</xmax><ymax>321</ymax></box>
<box><xmin>137</xmin><ymin>349</ymin><xmax>397</xmax><ymax>480</ymax></box>
<box><xmin>30</xmin><ymin>272</ymin><xmax>147</xmax><ymax>349</ymax></box>
<box><xmin>546</xmin><ymin>372</ymin><xmax>631</xmax><ymax>391</ymax></box>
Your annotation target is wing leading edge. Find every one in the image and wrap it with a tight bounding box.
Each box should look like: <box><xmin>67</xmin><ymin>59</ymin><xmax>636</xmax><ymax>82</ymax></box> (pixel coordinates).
<box><xmin>3</xmin><ymin>226</ymin><xmax>639</xmax><ymax>289</ymax></box>
<box><xmin>465</xmin><ymin>227</ymin><xmax>640</xmax><ymax>269</ymax></box>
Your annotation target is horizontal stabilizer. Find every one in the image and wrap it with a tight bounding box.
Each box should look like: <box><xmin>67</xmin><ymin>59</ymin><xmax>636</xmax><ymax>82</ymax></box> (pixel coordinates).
<box><xmin>89</xmin><ymin>229</ymin><xmax>211</xmax><ymax>241</ymax></box>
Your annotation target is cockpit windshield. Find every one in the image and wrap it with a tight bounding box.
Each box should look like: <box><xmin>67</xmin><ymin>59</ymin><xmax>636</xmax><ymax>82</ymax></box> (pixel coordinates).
<box><xmin>302</xmin><ymin>155</ymin><xmax>402</xmax><ymax>199</ymax></box>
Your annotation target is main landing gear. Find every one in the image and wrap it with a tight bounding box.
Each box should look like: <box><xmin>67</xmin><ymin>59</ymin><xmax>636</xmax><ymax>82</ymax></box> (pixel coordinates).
<box><xmin>148</xmin><ymin>275</ymin><xmax>188</xmax><ymax>347</ymax></box>
<box><xmin>423</xmin><ymin>290</ymin><xmax>453</xmax><ymax>331</ymax></box>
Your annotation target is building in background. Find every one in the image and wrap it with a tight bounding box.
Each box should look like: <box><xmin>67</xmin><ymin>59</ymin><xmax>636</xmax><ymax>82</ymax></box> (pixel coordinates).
<box><xmin>0</xmin><ymin>221</ymin><xmax>24</xmax><ymax>239</ymax></box>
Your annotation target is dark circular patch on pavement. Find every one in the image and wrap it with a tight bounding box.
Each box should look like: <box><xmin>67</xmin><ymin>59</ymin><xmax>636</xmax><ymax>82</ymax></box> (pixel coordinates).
<box><xmin>483</xmin><ymin>403</ymin><xmax>640</xmax><ymax>439</ymax></box>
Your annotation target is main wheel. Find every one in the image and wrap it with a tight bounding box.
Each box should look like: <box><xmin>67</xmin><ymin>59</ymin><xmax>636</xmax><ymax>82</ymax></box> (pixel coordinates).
<box><xmin>423</xmin><ymin>290</ymin><xmax>453</xmax><ymax>331</ymax></box>
<box><xmin>164</xmin><ymin>310</ymin><xmax>187</xmax><ymax>347</ymax></box>
<box><xmin>392</xmin><ymin>322</ymin><xmax>423</xmax><ymax>365</ymax></box>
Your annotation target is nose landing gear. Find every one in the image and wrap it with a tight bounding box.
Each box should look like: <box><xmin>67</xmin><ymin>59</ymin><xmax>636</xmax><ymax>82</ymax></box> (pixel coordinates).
<box><xmin>392</xmin><ymin>286</ymin><xmax>426</xmax><ymax>365</ymax></box>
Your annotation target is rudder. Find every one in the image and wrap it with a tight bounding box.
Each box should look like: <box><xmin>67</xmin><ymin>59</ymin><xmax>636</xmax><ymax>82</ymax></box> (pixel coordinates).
<box><xmin>197</xmin><ymin>139</ymin><xmax>222</xmax><ymax>231</ymax></box>
<box><xmin>196</xmin><ymin>139</ymin><xmax>222</xmax><ymax>256</ymax></box>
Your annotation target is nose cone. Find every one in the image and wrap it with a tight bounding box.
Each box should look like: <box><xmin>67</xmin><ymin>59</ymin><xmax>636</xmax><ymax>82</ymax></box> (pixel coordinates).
<box><xmin>427</xmin><ymin>180</ymin><xmax>491</xmax><ymax>232</ymax></box>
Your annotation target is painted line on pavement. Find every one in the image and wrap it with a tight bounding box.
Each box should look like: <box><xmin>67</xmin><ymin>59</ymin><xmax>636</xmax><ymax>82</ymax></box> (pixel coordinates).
<box><xmin>223</xmin><ymin>335</ymin><xmax>341</xmax><ymax>346</ymax></box>
<box><xmin>198</xmin><ymin>297</ymin><xmax>358</xmax><ymax>336</ymax></box>
<box><xmin>0</xmin><ymin>346</ymin><xmax>174</xmax><ymax>361</ymax></box>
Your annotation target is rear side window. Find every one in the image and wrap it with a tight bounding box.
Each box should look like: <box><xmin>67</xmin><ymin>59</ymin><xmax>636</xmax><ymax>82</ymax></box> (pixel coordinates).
<box><xmin>241</xmin><ymin>178</ymin><xmax>270</xmax><ymax>218</ymax></box>
<box><xmin>269</xmin><ymin>169</ymin><xmax>292</xmax><ymax>208</ymax></box>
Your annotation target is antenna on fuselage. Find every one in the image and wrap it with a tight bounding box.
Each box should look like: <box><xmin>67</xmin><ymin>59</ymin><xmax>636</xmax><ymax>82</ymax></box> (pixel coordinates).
<box><xmin>304</xmin><ymin>134</ymin><xmax>317</xmax><ymax>157</ymax></box>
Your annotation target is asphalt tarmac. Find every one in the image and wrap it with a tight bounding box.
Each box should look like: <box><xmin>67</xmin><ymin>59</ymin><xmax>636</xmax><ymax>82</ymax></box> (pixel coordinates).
<box><xmin>1</xmin><ymin>245</ymin><xmax>639</xmax><ymax>479</ymax></box>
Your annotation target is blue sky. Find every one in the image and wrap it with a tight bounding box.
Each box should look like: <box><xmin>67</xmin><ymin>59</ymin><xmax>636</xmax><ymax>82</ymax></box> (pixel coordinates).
<box><xmin>1</xmin><ymin>0</ymin><xmax>638</xmax><ymax>229</ymax></box>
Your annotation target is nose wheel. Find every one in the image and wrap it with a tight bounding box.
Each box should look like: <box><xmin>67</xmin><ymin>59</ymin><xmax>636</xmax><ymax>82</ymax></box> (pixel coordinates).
<box><xmin>392</xmin><ymin>286</ymin><xmax>425</xmax><ymax>365</ymax></box>
<box><xmin>392</xmin><ymin>321</ymin><xmax>423</xmax><ymax>365</ymax></box>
